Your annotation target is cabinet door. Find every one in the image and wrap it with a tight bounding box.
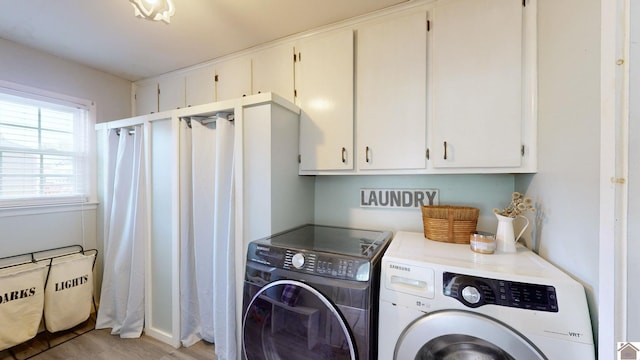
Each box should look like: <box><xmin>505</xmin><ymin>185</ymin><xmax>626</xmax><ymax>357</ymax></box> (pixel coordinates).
<box><xmin>185</xmin><ymin>65</ymin><xmax>215</xmax><ymax>107</ymax></box>
<box><xmin>253</xmin><ymin>43</ymin><xmax>295</xmax><ymax>103</ymax></box>
<box><xmin>158</xmin><ymin>76</ymin><xmax>185</xmax><ymax>112</ymax></box>
<box><xmin>134</xmin><ymin>82</ymin><xmax>158</xmax><ymax>116</ymax></box>
<box><xmin>356</xmin><ymin>11</ymin><xmax>428</xmax><ymax>171</ymax></box>
<box><xmin>430</xmin><ymin>0</ymin><xmax>523</xmax><ymax>168</ymax></box>
<box><xmin>215</xmin><ymin>55</ymin><xmax>252</xmax><ymax>102</ymax></box>
<box><xmin>296</xmin><ymin>29</ymin><xmax>354</xmax><ymax>171</ymax></box>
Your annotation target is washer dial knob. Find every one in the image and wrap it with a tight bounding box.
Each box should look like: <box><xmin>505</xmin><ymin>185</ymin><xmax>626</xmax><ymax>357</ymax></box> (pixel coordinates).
<box><xmin>461</xmin><ymin>286</ymin><xmax>482</xmax><ymax>304</ymax></box>
<box><xmin>291</xmin><ymin>253</ymin><xmax>305</xmax><ymax>269</ymax></box>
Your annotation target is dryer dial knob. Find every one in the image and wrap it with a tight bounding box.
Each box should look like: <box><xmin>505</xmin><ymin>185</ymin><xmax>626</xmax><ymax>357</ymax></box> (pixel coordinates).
<box><xmin>291</xmin><ymin>253</ymin><xmax>305</xmax><ymax>269</ymax></box>
<box><xmin>461</xmin><ymin>286</ymin><xmax>482</xmax><ymax>305</ymax></box>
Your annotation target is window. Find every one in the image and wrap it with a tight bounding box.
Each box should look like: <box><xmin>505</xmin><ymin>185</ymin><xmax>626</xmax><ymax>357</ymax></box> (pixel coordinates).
<box><xmin>0</xmin><ymin>83</ymin><xmax>95</xmax><ymax>207</ymax></box>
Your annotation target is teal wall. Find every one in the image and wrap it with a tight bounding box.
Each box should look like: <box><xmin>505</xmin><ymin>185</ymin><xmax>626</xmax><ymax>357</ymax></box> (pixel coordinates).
<box><xmin>314</xmin><ymin>174</ymin><xmax>515</xmax><ymax>236</ymax></box>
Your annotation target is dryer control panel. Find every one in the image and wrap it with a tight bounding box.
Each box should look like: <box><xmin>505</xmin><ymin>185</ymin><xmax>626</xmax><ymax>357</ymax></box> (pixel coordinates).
<box><xmin>443</xmin><ymin>272</ymin><xmax>558</xmax><ymax>312</ymax></box>
<box><xmin>246</xmin><ymin>243</ymin><xmax>372</xmax><ymax>281</ymax></box>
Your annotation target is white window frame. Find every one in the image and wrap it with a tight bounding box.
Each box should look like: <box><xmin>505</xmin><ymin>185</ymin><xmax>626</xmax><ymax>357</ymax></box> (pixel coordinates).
<box><xmin>0</xmin><ymin>80</ymin><xmax>97</xmax><ymax>216</ymax></box>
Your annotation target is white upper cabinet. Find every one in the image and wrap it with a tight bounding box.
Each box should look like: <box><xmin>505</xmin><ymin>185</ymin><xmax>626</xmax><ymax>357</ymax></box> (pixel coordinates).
<box><xmin>130</xmin><ymin>0</ymin><xmax>536</xmax><ymax>174</ymax></box>
<box><xmin>429</xmin><ymin>0</ymin><xmax>524</xmax><ymax>169</ymax></box>
<box><xmin>158</xmin><ymin>76</ymin><xmax>185</xmax><ymax>112</ymax></box>
<box><xmin>215</xmin><ymin>55</ymin><xmax>252</xmax><ymax>101</ymax></box>
<box><xmin>252</xmin><ymin>43</ymin><xmax>295</xmax><ymax>103</ymax></box>
<box><xmin>134</xmin><ymin>81</ymin><xmax>158</xmax><ymax>116</ymax></box>
<box><xmin>356</xmin><ymin>11</ymin><xmax>428</xmax><ymax>171</ymax></box>
<box><xmin>185</xmin><ymin>65</ymin><xmax>215</xmax><ymax>107</ymax></box>
<box><xmin>296</xmin><ymin>29</ymin><xmax>354</xmax><ymax>172</ymax></box>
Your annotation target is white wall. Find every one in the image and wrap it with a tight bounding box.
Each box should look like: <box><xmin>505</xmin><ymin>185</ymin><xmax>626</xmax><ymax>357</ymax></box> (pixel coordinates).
<box><xmin>314</xmin><ymin>174</ymin><xmax>515</xmax><ymax>235</ymax></box>
<box><xmin>516</xmin><ymin>0</ymin><xmax>601</xmax><ymax>342</ymax></box>
<box><xmin>0</xmin><ymin>38</ymin><xmax>131</xmax><ymax>124</ymax></box>
<box><xmin>0</xmin><ymin>207</ymin><xmax>97</xmax><ymax>256</ymax></box>
<box><xmin>0</xmin><ymin>38</ymin><xmax>131</xmax><ymax>298</ymax></box>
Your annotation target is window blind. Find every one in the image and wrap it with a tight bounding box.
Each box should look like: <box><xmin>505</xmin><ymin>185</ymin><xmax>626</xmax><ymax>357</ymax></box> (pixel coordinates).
<box><xmin>0</xmin><ymin>90</ymin><xmax>90</xmax><ymax>206</ymax></box>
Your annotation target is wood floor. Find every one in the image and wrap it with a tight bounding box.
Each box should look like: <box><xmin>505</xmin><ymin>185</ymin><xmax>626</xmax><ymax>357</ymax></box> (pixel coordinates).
<box><xmin>0</xmin><ymin>316</ymin><xmax>216</xmax><ymax>360</ymax></box>
<box><xmin>29</xmin><ymin>329</ymin><xmax>215</xmax><ymax>360</ymax></box>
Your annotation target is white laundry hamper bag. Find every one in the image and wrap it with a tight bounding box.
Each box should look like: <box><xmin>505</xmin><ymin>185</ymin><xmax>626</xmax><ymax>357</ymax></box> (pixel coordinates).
<box><xmin>0</xmin><ymin>262</ymin><xmax>48</xmax><ymax>351</ymax></box>
<box><xmin>44</xmin><ymin>253</ymin><xmax>95</xmax><ymax>332</ymax></box>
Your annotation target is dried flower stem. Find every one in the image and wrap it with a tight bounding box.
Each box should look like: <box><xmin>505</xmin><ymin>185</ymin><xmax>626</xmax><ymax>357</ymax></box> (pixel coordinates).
<box><xmin>493</xmin><ymin>192</ymin><xmax>535</xmax><ymax>218</ymax></box>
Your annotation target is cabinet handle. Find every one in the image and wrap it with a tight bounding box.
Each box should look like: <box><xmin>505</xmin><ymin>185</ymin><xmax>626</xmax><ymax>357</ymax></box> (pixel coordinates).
<box><xmin>341</xmin><ymin>147</ymin><xmax>347</xmax><ymax>163</ymax></box>
<box><xmin>366</xmin><ymin>146</ymin><xmax>371</xmax><ymax>163</ymax></box>
<box><xmin>443</xmin><ymin>141</ymin><xmax>447</xmax><ymax>160</ymax></box>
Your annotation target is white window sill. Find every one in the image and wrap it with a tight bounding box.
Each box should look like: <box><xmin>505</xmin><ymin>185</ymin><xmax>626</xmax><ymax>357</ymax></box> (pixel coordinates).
<box><xmin>0</xmin><ymin>202</ymin><xmax>98</xmax><ymax>218</ymax></box>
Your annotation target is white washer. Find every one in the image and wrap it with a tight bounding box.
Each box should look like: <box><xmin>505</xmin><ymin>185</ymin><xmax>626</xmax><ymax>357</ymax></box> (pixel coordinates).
<box><xmin>379</xmin><ymin>231</ymin><xmax>595</xmax><ymax>360</ymax></box>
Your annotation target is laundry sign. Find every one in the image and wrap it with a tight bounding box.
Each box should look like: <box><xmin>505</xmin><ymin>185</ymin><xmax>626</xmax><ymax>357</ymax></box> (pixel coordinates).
<box><xmin>360</xmin><ymin>188</ymin><xmax>439</xmax><ymax>208</ymax></box>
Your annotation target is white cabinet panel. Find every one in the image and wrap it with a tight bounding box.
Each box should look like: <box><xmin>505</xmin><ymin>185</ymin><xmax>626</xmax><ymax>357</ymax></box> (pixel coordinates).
<box><xmin>296</xmin><ymin>29</ymin><xmax>354</xmax><ymax>172</ymax></box>
<box><xmin>215</xmin><ymin>55</ymin><xmax>252</xmax><ymax>102</ymax></box>
<box><xmin>148</xmin><ymin>118</ymin><xmax>177</xmax><ymax>341</ymax></box>
<box><xmin>134</xmin><ymin>82</ymin><xmax>158</xmax><ymax>116</ymax></box>
<box><xmin>243</xmin><ymin>102</ymin><xmax>315</xmax><ymax>242</ymax></box>
<box><xmin>356</xmin><ymin>11</ymin><xmax>428</xmax><ymax>171</ymax></box>
<box><xmin>429</xmin><ymin>0</ymin><xmax>523</xmax><ymax>168</ymax></box>
<box><xmin>253</xmin><ymin>43</ymin><xmax>295</xmax><ymax>103</ymax></box>
<box><xmin>185</xmin><ymin>65</ymin><xmax>215</xmax><ymax>107</ymax></box>
<box><xmin>158</xmin><ymin>76</ymin><xmax>185</xmax><ymax>112</ymax></box>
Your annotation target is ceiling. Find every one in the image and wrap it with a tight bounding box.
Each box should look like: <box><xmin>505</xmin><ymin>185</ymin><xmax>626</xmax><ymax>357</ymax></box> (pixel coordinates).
<box><xmin>0</xmin><ymin>0</ymin><xmax>408</xmax><ymax>82</ymax></box>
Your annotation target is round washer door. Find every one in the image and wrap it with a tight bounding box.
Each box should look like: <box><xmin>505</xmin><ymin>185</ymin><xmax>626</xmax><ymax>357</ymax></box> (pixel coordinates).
<box><xmin>395</xmin><ymin>310</ymin><xmax>547</xmax><ymax>360</ymax></box>
<box><xmin>243</xmin><ymin>279</ymin><xmax>357</xmax><ymax>360</ymax></box>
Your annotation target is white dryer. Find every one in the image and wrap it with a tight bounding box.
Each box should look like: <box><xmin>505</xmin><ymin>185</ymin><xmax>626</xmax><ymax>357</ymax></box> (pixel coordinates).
<box><xmin>378</xmin><ymin>231</ymin><xmax>595</xmax><ymax>360</ymax></box>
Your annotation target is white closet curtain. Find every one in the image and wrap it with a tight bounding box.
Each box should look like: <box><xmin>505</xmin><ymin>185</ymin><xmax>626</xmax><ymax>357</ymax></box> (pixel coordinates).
<box><xmin>180</xmin><ymin>114</ymin><xmax>236</xmax><ymax>360</ymax></box>
<box><xmin>96</xmin><ymin>126</ymin><xmax>147</xmax><ymax>338</ymax></box>
<box><xmin>179</xmin><ymin>119</ymin><xmax>198</xmax><ymax>346</ymax></box>
<box><xmin>211</xmin><ymin>116</ymin><xmax>236</xmax><ymax>360</ymax></box>
<box><xmin>180</xmin><ymin>118</ymin><xmax>216</xmax><ymax>345</ymax></box>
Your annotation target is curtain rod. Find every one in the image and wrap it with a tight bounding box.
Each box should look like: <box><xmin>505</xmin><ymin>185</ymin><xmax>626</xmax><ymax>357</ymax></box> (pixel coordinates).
<box><xmin>115</xmin><ymin>128</ymin><xmax>135</xmax><ymax>136</ymax></box>
<box><xmin>181</xmin><ymin>113</ymin><xmax>234</xmax><ymax>127</ymax></box>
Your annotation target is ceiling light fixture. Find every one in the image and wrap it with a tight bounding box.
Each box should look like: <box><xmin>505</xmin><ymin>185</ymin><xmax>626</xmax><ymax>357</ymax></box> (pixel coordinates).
<box><xmin>129</xmin><ymin>0</ymin><xmax>175</xmax><ymax>24</ymax></box>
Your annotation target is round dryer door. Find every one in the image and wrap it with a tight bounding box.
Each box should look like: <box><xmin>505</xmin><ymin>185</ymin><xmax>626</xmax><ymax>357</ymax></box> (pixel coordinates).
<box><xmin>395</xmin><ymin>310</ymin><xmax>546</xmax><ymax>360</ymax></box>
<box><xmin>242</xmin><ymin>280</ymin><xmax>357</xmax><ymax>360</ymax></box>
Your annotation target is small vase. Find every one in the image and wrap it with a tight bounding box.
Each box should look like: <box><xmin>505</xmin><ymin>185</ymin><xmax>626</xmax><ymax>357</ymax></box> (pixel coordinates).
<box><xmin>495</xmin><ymin>213</ymin><xmax>529</xmax><ymax>253</ymax></box>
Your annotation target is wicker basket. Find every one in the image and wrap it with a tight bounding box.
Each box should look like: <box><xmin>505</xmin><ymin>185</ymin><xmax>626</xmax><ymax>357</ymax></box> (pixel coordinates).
<box><xmin>421</xmin><ymin>205</ymin><xmax>479</xmax><ymax>244</ymax></box>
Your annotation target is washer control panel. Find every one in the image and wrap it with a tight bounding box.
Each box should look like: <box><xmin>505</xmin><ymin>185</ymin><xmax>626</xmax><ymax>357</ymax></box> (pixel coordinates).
<box><xmin>283</xmin><ymin>250</ymin><xmax>371</xmax><ymax>281</ymax></box>
<box><xmin>443</xmin><ymin>272</ymin><xmax>558</xmax><ymax>312</ymax></box>
<box><xmin>245</xmin><ymin>243</ymin><xmax>371</xmax><ymax>281</ymax></box>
